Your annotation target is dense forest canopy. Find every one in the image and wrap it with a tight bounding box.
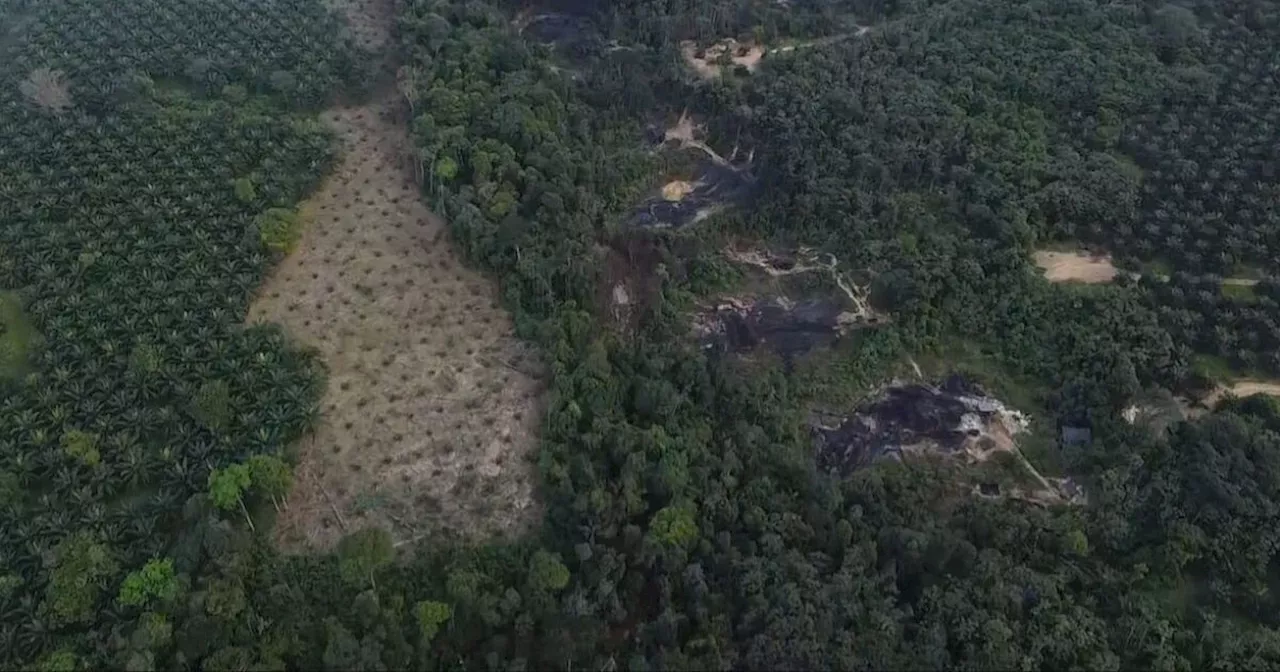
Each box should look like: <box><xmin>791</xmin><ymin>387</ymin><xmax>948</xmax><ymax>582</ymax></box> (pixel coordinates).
<box><xmin>6</xmin><ymin>0</ymin><xmax>1280</xmax><ymax>669</ymax></box>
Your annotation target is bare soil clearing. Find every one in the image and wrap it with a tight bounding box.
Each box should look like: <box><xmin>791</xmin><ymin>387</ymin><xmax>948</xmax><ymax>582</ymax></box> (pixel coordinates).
<box><xmin>323</xmin><ymin>0</ymin><xmax>393</xmax><ymax>51</ymax></box>
<box><xmin>813</xmin><ymin>375</ymin><xmax>1081</xmax><ymax>506</ymax></box>
<box><xmin>663</xmin><ymin>111</ymin><xmax>743</xmax><ymax>168</ymax></box>
<box><xmin>680</xmin><ymin>30</ymin><xmax>869</xmax><ymax>80</ymax></box>
<box><xmin>255</xmin><ymin>0</ymin><xmax>543</xmax><ymax>553</ymax></box>
<box><xmin>725</xmin><ymin>245</ymin><xmax>875</xmax><ymax>320</ymax></box>
<box><xmin>1033</xmin><ymin>250</ymin><xmax>1119</xmax><ymax>283</ymax></box>
<box><xmin>662</xmin><ymin>180</ymin><xmax>697</xmax><ymax>201</ymax></box>
<box><xmin>1199</xmin><ymin>380</ymin><xmax>1280</xmax><ymax>409</ymax></box>
<box><xmin>1035</xmin><ymin>249</ymin><xmax>1263</xmax><ymax>286</ymax></box>
<box><xmin>681</xmin><ymin>39</ymin><xmax>765</xmax><ymax>79</ymax></box>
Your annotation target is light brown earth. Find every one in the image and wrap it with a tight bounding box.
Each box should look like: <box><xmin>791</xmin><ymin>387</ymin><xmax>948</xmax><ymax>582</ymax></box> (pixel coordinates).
<box><xmin>662</xmin><ymin>180</ymin><xmax>696</xmax><ymax>201</ymax></box>
<box><xmin>680</xmin><ymin>30</ymin><xmax>869</xmax><ymax>80</ymax></box>
<box><xmin>681</xmin><ymin>39</ymin><xmax>765</xmax><ymax>79</ymax></box>
<box><xmin>254</xmin><ymin>0</ymin><xmax>543</xmax><ymax>553</ymax></box>
<box><xmin>323</xmin><ymin>0</ymin><xmax>392</xmax><ymax>51</ymax></box>
<box><xmin>1035</xmin><ymin>249</ymin><xmax>1263</xmax><ymax>286</ymax></box>
<box><xmin>1198</xmin><ymin>381</ymin><xmax>1280</xmax><ymax>410</ymax></box>
<box><xmin>1033</xmin><ymin>250</ymin><xmax>1119</xmax><ymax>283</ymax></box>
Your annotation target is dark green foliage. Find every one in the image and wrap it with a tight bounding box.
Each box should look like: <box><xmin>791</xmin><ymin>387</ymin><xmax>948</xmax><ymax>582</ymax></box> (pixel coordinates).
<box><xmin>336</xmin><ymin>528</ymin><xmax>395</xmax><ymax>589</ymax></box>
<box><xmin>3</xmin><ymin>0</ymin><xmax>365</xmax><ymax>107</ymax></box>
<box><xmin>8</xmin><ymin>0</ymin><xmax>1280</xmax><ymax>669</ymax></box>
<box><xmin>0</xmin><ymin>1</ymin><xmax>346</xmax><ymax>667</ymax></box>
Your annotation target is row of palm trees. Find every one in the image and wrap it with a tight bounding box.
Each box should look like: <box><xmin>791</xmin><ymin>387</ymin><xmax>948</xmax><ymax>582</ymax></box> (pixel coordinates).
<box><xmin>7</xmin><ymin>0</ymin><xmax>361</xmax><ymax>107</ymax></box>
<box><xmin>0</xmin><ymin>2</ymin><xmax>349</xmax><ymax>664</ymax></box>
<box><xmin>1115</xmin><ymin>6</ymin><xmax>1280</xmax><ymax>276</ymax></box>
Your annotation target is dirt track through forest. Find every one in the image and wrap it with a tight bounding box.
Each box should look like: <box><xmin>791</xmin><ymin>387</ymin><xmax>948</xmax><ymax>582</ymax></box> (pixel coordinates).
<box><xmin>253</xmin><ymin>0</ymin><xmax>542</xmax><ymax>552</ymax></box>
<box><xmin>1199</xmin><ymin>381</ymin><xmax>1280</xmax><ymax>409</ymax></box>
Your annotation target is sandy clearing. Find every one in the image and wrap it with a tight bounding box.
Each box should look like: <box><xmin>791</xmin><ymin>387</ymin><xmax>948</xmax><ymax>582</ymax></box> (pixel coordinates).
<box><xmin>1199</xmin><ymin>380</ymin><xmax>1280</xmax><ymax>409</ymax></box>
<box><xmin>254</xmin><ymin>0</ymin><xmax>542</xmax><ymax>553</ymax></box>
<box><xmin>662</xmin><ymin>180</ymin><xmax>696</xmax><ymax>201</ymax></box>
<box><xmin>680</xmin><ymin>39</ymin><xmax>765</xmax><ymax>79</ymax></box>
<box><xmin>663</xmin><ymin>110</ymin><xmax>742</xmax><ymax>169</ymax></box>
<box><xmin>1033</xmin><ymin>250</ymin><xmax>1119</xmax><ymax>283</ymax></box>
<box><xmin>1035</xmin><ymin>249</ymin><xmax>1264</xmax><ymax>287</ymax></box>
<box><xmin>253</xmin><ymin>96</ymin><xmax>543</xmax><ymax>553</ymax></box>
<box><xmin>322</xmin><ymin>0</ymin><xmax>392</xmax><ymax>51</ymax></box>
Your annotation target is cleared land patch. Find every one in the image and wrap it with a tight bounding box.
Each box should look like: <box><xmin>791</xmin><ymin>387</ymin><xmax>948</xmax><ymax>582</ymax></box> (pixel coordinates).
<box><xmin>1033</xmin><ymin>250</ymin><xmax>1119</xmax><ymax>283</ymax></box>
<box><xmin>1035</xmin><ymin>249</ymin><xmax>1263</xmax><ymax>287</ymax></box>
<box><xmin>1200</xmin><ymin>380</ymin><xmax>1280</xmax><ymax>409</ymax></box>
<box><xmin>250</xmin><ymin>94</ymin><xmax>544</xmax><ymax>552</ymax></box>
<box><xmin>680</xmin><ymin>30</ymin><xmax>868</xmax><ymax>79</ymax></box>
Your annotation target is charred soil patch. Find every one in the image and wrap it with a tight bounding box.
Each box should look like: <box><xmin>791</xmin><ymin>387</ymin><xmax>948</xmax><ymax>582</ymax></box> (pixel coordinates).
<box><xmin>251</xmin><ymin>96</ymin><xmax>543</xmax><ymax>552</ymax></box>
<box><xmin>629</xmin><ymin>112</ymin><xmax>756</xmax><ymax>229</ymax></box>
<box><xmin>695</xmin><ymin>245</ymin><xmax>881</xmax><ymax>359</ymax></box>
<box><xmin>812</xmin><ymin>374</ymin><xmax>1084</xmax><ymax>506</ymax></box>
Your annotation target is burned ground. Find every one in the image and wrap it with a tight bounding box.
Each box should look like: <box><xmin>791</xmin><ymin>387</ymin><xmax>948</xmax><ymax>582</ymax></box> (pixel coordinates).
<box><xmin>695</xmin><ymin>244</ymin><xmax>881</xmax><ymax>360</ymax></box>
<box><xmin>810</xmin><ymin>374</ymin><xmax>1084</xmax><ymax>506</ymax></box>
<box><xmin>628</xmin><ymin>160</ymin><xmax>756</xmax><ymax>229</ymax></box>
<box><xmin>628</xmin><ymin>111</ymin><xmax>758</xmax><ymax>230</ymax></box>
<box><xmin>700</xmin><ymin>295</ymin><xmax>878</xmax><ymax>359</ymax></box>
<box><xmin>812</xmin><ymin>374</ymin><xmax>1015</xmax><ymax>474</ymax></box>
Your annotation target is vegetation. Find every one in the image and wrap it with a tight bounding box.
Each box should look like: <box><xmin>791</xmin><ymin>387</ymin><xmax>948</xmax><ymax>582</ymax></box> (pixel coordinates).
<box><xmin>8</xmin><ymin>0</ymin><xmax>1280</xmax><ymax>669</ymax></box>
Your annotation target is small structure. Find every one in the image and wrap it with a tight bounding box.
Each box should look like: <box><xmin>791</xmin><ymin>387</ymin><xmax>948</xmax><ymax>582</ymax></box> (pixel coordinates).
<box><xmin>1060</xmin><ymin>426</ymin><xmax>1092</xmax><ymax>446</ymax></box>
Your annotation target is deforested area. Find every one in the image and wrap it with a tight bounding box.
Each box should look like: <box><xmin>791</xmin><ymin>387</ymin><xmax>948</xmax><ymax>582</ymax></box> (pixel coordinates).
<box><xmin>10</xmin><ymin>0</ymin><xmax>1280</xmax><ymax>669</ymax></box>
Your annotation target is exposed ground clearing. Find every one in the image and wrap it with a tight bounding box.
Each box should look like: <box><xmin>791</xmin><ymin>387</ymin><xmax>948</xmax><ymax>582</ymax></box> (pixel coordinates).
<box><xmin>724</xmin><ymin>245</ymin><xmax>875</xmax><ymax>320</ymax></box>
<box><xmin>1035</xmin><ymin>249</ymin><xmax>1263</xmax><ymax>286</ymax></box>
<box><xmin>255</xmin><ymin>0</ymin><xmax>543</xmax><ymax>553</ymax></box>
<box><xmin>662</xmin><ymin>180</ymin><xmax>697</xmax><ymax>201</ymax></box>
<box><xmin>19</xmin><ymin>67</ymin><xmax>71</xmax><ymax>113</ymax></box>
<box><xmin>680</xmin><ymin>29</ymin><xmax>869</xmax><ymax>79</ymax></box>
<box><xmin>1199</xmin><ymin>380</ymin><xmax>1280</xmax><ymax>410</ymax></box>
<box><xmin>322</xmin><ymin>0</ymin><xmax>392</xmax><ymax>51</ymax></box>
<box><xmin>663</xmin><ymin>111</ymin><xmax>749</xmax><ymax>168</ymax></box>
<box><xmin>1033</xmin><ymin>250</ymin><xmax>1118</xmax><ymax>283</ymax></box>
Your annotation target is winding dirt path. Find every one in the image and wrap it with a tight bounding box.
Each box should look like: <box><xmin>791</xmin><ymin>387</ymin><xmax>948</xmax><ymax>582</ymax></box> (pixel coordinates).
<box><xmin>1200</xmin><ymin>381</ymin><xmax>1280</xmax><ymax>409</ymax></box>
<box><xmin>254</xmin><ymin>0</ymin><xmax>542</xmax><ymax>552</ymax></box>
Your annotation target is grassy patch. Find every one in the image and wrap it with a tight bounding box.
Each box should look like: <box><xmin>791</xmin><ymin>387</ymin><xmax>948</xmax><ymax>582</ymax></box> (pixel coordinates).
<box><xmin>1191</xmin><ymin>353</ymin><xmax>1241</xmax><ymax>382</ymax></box>
<box><xmin>1230</xmin><ymin>264</ymin><xmax>1265</xmax><ymax>281</ymax></box>
<box><xmin>789</xmin><ymin>326</ymin><xmax>908</xmax><ymax>409</ymax></box>
<box><xmin>1221</xmin><ymin>282</ymin><xmax>1258</xmax><ymax>301</ymax></box>
<box><xmin>1139</xmin><ymin>258</ymin><xmax>1174</xmax><ymax>277</ymax></box>
<box><xmin>0</xmin><ymin>291</ymin><xmax>40</xmax><ymax>380</ymax></box>
<box><xmin>257</xmin><ymin>207</ymin><xmax>305</xmax><ymax>255</ymax></box>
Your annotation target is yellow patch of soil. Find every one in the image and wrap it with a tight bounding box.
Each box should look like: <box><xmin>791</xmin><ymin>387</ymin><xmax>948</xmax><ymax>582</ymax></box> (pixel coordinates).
<box><xmin>662</xmin><ymin>180</ymin><xmax>695</xmax><ymax>201</ymax></box>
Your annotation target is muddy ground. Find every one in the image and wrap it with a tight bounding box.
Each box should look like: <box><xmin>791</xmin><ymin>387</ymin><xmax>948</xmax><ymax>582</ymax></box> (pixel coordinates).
<box><xmin>253</xmin><ymin>0</ymin><xmax>543</xmax><ymax>553</ymax></box>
